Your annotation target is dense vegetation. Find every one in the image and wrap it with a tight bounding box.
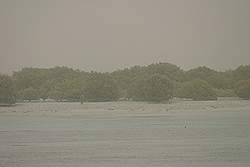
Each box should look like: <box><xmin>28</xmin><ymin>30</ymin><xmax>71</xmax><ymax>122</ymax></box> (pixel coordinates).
<box><xmin>1</xmin><ymin>63</ymin><xmax>250</xmax><ymax>104</ymax></box>
<box><xmin>83</xmin><ymin>72</ymin><xmax>119</xmax><ymax>102</ymax></box>
<box><xmin>128</xmin><ymin>74</ymin><xmax>173</xmax><ymax>102</ymax></box>
<box><xmin>234</xmin><ymin>80</ymin><xmax>250</xmax><ymax>100</ymax></box>
<box><xmin>0</xmin><ymin>74</ymin><xmax>15</xmax><ymax>105</ymax></box>
<box><xmin>175</xmin><ymin>79</ymin><xmax>217</xmax><ymax>101</ymax></box>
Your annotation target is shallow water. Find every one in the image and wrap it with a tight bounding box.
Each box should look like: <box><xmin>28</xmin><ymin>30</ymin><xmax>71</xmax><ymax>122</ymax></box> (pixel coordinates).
<box><xmin>0</xmin><ymin>100</ymin><xmax>250</xmax><ymax>167</ymax></box>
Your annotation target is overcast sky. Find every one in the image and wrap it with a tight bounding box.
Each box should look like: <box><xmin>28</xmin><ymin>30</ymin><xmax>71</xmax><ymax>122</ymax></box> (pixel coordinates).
<box><xmin>1</xmin><ymin>0</ymin><xmax>250</xmax><ymax>74</ymax></box>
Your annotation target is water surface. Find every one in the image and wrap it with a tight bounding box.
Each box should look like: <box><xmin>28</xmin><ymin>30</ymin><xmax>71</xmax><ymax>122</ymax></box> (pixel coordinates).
<box><xmin>0</xmin><ymin>100</ymin><xmax>250</xmax><ymax>167</ymax></box>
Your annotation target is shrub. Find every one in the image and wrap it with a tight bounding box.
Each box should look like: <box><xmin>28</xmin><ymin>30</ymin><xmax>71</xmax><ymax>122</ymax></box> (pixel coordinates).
<box><xmin>128</xmin><ymin>74</ymin><xmax>173</xmax><ymax>102</ymax></box>
<box><xmin>213</xmin><ymin>88</ymin><xmax>236</xmax><ymax>97</ymax></box>
<box><xmin>18</xmin><ymin>87</ymin><xmax>39</xmax><ymax>101</ymax></box>
<box><xmin>234</xmin><ymin>80</ymin><xmax>250</xmax><ymax>99</ymax></box>
<box><xmin>84</xmin><ymin>73</ymin><xmax>119</xmax><ymax>102</ymax></box>
<box><xmin>176</xmin><ymin>79</ymin><xmax>217</xmax><ymax>101</ymax></box>
<box><xmin>0</xmin><ymin>74</ymin><xmax>15</xmax><ymax>104</ymax></box>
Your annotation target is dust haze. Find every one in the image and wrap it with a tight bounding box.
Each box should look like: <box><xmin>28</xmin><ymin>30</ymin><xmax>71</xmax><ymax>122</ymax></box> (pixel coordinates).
<box><xmin>1</xmin><ymin>0</ymin><xmax>250</xmax><ymax>74</ymax></box>
<box><xmin>1</xmin><ymin>1</ymin><xmax>250</xmax><ymax>166</ymax></box>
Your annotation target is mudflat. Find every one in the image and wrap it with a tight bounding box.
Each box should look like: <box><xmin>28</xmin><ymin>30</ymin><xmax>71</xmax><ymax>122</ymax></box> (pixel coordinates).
<box><xmin>0</xmin><ymin>100</ymin><xmax>250</xmax><ymax>167</ymax></box>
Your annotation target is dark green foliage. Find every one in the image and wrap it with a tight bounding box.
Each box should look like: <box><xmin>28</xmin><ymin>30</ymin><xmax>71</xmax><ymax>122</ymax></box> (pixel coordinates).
<box><xmin>185</xmin><ymin>66</ymin><xmax>217</xmax><ymax>81</ymax></box>
<box><xmin>207</xmin><ymin>71</ymin><xmax>234</xmax><ymax>89</ymax></box>
<box><xmin>38</xmin><ymin>86</ymin><xmax>50</xmax><ymax>101</ymax></box>
<box><xmin>185</xmin><ymin>67</ymin><xmax>235</xmax><ymax>90</ymax></box>
<box><xmin>233</xmin><ymin>65</ymin><xmax>250</xmax><ymax>81</ymax></box>
<box><xmin>84</xmin><ymin>73</ymin><xmax>119</xmax><ymax>102</ymax></box>
<box><xmin>17</xmin><ymin>87</ymin><xmax>39</xmax><ymax>101</ymax></box>
<box><xmin>13</xmin><ymin>67</ymin><xmax>86</xmax><ymax>101</ymax></box>
<box><xmin>47</xmin><ymin>78</ymin><xmax>84</xmax><ymax>101</ymax></box>
<box><xmin>112</xmin><ymin>63</ymin><xmax>183</xmax><ymax>99</ymax></box>
<box><xmin>145</xmin><ymin>63</ymin><xmax>185</xmax><ymax>82</ymax></box>
<box><xmin>234</xmin><ymin>80</ymin><xmax>250</xmax><ymax>99</ymax></box>
<box><xmin>0</xmin><ymin>74</ymin><xmax>15</xmax><ymax>104</ymax></box>
<box><xmin>8</xmin><ymin>63</ymin><xmax>250</xmax><ymax>103</ymax></box>
<box><xmin>175</xmin><ymin>79</ymin><xmax>217</xmax><ymax>101</ymax></box>
<box><xmin>112</xmin><ymin>63</ymin><xmax>184</xmax><ymax>87</ymax></box>
<box><xmin>213</xmin><ymin>88</ymin><xmax>236</xmax><ymax>97</ymax></box>
<box><xmin>13</xmin><ymin>68</ymin><xmax>49</xmax><ymax>90</ymax></box>
<box><xmin>128</xmin><ymin>74</ymin><xmax>173</xmax><ymax>102</ymax></box>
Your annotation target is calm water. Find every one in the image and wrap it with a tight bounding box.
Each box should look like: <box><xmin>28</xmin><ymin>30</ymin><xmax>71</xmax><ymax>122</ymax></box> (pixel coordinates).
<box><xmin>0</xmin><ymin>100</ymin><xmax>250</xmax><ymax>167</ymax></box>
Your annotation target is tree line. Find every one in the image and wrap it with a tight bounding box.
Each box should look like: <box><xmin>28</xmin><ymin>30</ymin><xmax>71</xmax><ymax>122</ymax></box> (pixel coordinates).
<box><xmin>1</xmin><ymin>63</ymin><xmax>250</xmax><ymax>104</ymax></box>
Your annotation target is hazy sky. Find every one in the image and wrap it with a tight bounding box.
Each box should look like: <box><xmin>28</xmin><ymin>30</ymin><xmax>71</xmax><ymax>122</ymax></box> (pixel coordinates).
<box><xmin>1</xmin><ymin>0</ymin><xmax>250</xmax><ymax>74</ymax></box>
